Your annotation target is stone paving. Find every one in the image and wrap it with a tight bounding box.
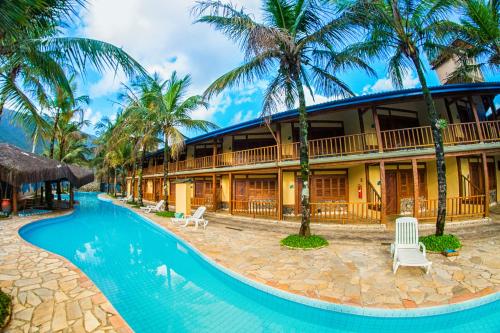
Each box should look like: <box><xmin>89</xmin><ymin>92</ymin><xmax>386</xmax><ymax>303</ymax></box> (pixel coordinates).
<box><xmin>1</xmin><ymin>199</ymin><xmax>500</xmax><ymax>333</ymax></box>
<box><xmin>119</xmin><ymin>198</ymin><xmax>500</xmax><ymax>310</ymax></box>
<box><xmin>0</xmin><ymin>211</ymin><xmax>130</xmax><ymax>333</ymax></box>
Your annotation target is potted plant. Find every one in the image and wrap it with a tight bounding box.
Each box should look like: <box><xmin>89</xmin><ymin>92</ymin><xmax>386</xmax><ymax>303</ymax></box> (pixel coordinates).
<box><xmin>1</xmin><ymin>183</ymin><xmax>11</xmax><ymax>214</ymax></box>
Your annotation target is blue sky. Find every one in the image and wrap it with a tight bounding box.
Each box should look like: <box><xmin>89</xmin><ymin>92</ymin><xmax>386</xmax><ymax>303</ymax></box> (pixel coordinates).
<box><xmin>72</xmin><ymin>0</ymin><xmax>499</xmax><ymax>136</ymax></box>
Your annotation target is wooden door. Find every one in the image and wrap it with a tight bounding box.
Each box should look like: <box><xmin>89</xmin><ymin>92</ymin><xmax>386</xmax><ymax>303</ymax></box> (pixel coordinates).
<box><xmin>169</xmin><ymin>181</ymin><xmax>176</xmax><ymax>205</ymax></box>
<box><xmin>399</xmin><ymin>170</ymin><xmax>413</xmax><ymax>199</ymax></box>
<box><xmin>386</xmin><ymin>171</ymin><xmax>398</xmax><ymax>214</ymax></box>
<box><xmin>469</xmin><ymin>163</ymin><xmax>483</xmax><ymax>195</ymax></box>
<box><xmin>296</xmin><ymin>174</ymin><xmax>347</xmax><ymax>214</ymax></box>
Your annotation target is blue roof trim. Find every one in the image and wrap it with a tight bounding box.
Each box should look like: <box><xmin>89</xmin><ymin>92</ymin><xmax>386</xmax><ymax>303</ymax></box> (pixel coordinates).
<box><xmin>148</xmin><ymin>82</ymin><xmax>500</xmax><ymax>157</ymax></box>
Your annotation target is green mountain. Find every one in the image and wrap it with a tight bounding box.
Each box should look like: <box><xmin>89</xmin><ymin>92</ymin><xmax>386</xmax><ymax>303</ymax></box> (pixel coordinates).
<box><xmin>0</xmin><ymin>109</ymin><xmax>96</xmax><ymax>154</ymax></box>
<box><xmin>0</xmin><ymin>109</ymin><xmax>43</xmax><ymax>153</ymax></box>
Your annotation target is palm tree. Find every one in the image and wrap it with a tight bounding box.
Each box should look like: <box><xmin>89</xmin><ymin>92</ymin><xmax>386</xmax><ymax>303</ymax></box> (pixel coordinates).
<box><xmin>118</xmin><ymin>83</ymin><xmax>160</xmax><ymax>206</ymax></box>
<box><xmin>0</xmin><ymin>0</ymin><xmax>145</xmax><ymax>123</ymax></box>
<box><xmin>194</xmin><ymin>0</ymin><xmax>374</xmax><ymax>236</ymax></box>
<box><xmin>348</xmin><ymin>0</ymin><xmax>455</xmax><ymax>236</ymax></box>
<box><xmin>144</xmin><ymin>72</ymin><xmax>217</xmax><ymax>211</ymax></box>
<box><xmin>445</xmin><ymin>0</ymin><xmax>499</xmax><ymax>82</ymax></box>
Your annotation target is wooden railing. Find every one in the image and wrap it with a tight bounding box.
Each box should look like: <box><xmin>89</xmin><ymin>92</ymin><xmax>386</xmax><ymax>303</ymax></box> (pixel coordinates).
<box><xmin>461</xmin><ymin>175</ymin><xmax>482</xmax><ymax>196</ymax></box>
<box><xmin>231</xmin><ymin>199</ymin><xmax>277</xmax><ymax>218</ymax></box>
<box><xmin>381</xmin><ymin>126</ymin><xmax>434</xmax><ymax>151</ymax></box>
<box><xmin>443</xmin><ymin>122</ymin><xmax>479</xmax><ymax>145</ymax></box>
<box><xmin>417</xmin><ymin>195</ymin><xmax>485</xmax><ymax>220</ymax></box>
<box><xmin>481</xmin><ymin>120</ymin><xmax>500</xmax><ymax>142</ymax></box>
<box><xmin>145</xmin><ymin>120</ymin><xmax>500</xmax><ymax>175</ymax></box>
<box><xmin>367</xmin><ymin>182</ymin><xmax>382</xmax><ymax>211</ymax></box>
<box><xmin>310</xmin><ymin>201</ymin><xmax>380</xmax><ymax>224</ymax></box>
<box><xmin>191</xmin><ymin>196</ymin><xmax>215</xmax><ymax>211</ymax></box>
<box><xmin>308</xmin><ymin>133</ymin><xmax>379</xmax><ymax>158</ymax></box>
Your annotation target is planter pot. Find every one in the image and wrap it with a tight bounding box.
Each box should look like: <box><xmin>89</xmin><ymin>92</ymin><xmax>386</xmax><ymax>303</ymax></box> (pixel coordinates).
<box><xmin>1</xmin><ymin>199</ymin><xmax>11</xmax><ymax>214</ymax></box>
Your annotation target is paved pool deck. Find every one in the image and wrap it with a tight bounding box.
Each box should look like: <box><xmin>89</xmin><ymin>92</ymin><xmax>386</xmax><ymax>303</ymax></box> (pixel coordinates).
<box><xmin>1</xmin><ymin>196</ymin><xmax>499</xmax><ymax>332</ymax></box>
<box><xmin>0</xmin><ymin>210</ymin><xmax>130</xmax><ymax>333</ymax></box>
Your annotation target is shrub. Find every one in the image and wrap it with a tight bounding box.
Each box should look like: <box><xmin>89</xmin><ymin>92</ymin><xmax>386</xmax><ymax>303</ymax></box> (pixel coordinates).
<box><xmin>155</xmin><ymin>211</ymin><xmax>176</xmax><ymax>218</ymax></box>
<box><xmin>0</xmin><ymin>289</ymin><xmax>11</xmax><ymax>328</ymax></box>
<box><xmin>419</xmin><ymin>234</ymin><xmax>461</xmax><ymax>252</ymax></box>
<box><xmin>280</xmin><ymin>235</ymin><xmax>329</xmax><ymax>249</ymax></box>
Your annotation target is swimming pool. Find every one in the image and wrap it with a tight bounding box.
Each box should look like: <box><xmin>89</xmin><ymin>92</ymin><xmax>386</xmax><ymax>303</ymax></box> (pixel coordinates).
<box><xmin>20</xmin><ymin>192</ymin><xmax>500</xmax><ymax>332</ymax></box>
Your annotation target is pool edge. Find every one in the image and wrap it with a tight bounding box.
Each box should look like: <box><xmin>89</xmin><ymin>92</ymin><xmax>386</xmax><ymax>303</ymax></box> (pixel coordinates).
<box><xmin>101</xmin><ymin>194</ymin><xmax>499</xmax><ymax>318</ymax></box>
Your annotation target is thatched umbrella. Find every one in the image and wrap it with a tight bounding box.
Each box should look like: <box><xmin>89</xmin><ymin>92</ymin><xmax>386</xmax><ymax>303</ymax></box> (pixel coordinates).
<box><xmin>0</xmin><ymin>144</ymin><xmax>95</xmax><ymax>213</ymax></box>
<box><xmin>67</xmin><ymin>164</ymin><xmax>94</xmax><ymax>188</ymax></box>
<box><xmin>0</xmin><ymin>143</ymin><xmax>70</xmax><ymax>186</ymax></box>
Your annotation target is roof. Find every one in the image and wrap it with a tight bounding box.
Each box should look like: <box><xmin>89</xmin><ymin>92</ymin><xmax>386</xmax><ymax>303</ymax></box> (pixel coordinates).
<box><xmin>0</xmin><ymin>143</ymin><xmax>94</xmax><ymax>187</ymax></box>
<box><xmin>148</xmin><ymin>82</ymin><xmax>500</xmax><ymax>157</ymax></box>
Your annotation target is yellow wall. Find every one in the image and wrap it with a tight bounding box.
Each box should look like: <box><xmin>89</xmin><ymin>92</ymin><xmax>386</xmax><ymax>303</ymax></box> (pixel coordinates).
<box><xmin>368</xmin><ymin>165</ymin><xmax>381</xmax><ymax>193</ymax></box>
<box><xmin>348</xmin><ymin>165</ymin><xmax>365</xmax><ymax>203</ymax></box>
<box><xmin>426</xmin><ymin>157</ymin><xmax>460</xmax><ymax>199</ymax></box>
<box><xmin>220</xmin><ymin>175</ymin><xmax>229</xmax><ymax>202</ymax></box>
<box><xmin>283</xmin><ymin>172</ymin><xmax>295</xmax><ymax>205</ymax></box>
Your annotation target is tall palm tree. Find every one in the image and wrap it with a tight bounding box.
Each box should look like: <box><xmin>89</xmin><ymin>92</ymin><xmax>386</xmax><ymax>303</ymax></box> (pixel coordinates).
<box><xmin>118</xmin><ymin>83</ymin><xmax>160</xmax><ymax>206</ymax></box>
<box><xmin>348</xmin><ymin>0</ymin><xmax>455</xmax><ymax>236</ymax></box>
<box><xmin>445</xmin><ymin>0</ymin><xmax>499</xmax><ymax>82</ymax></box>
<box><xmin>194</xmin><ymin>0</ymin><xmax>374</xmax><ymax>236</ymax></box>
<box><xmin>144</xmin><ymin>72</ymin><xmax>217</xmax><ymax>211</ymax></box>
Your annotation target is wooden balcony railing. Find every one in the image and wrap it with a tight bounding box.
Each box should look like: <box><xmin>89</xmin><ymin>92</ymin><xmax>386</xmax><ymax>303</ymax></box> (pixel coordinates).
<box><xmin>191</xmin><ymin>196</ymin><xmax>216</xmax><ymax>211</ymax></box>
<box><xmin>381</xmin><ymin>126</ymin><xmax>434</xmax><ymax>151</ymax></box>
<box><xmin>310</xmin><ymin>201</ymin><xmax>380</xmax><ymax>223</ymax></box>
<box><xmin>231</xmin><ymin>199</ymin><xmax>277</xmax><ymax>218</ymax></box>
<box><xmin>309</xmin><ymin>133</ymin><xmax>379</xmax><ymax>158</ymax></box>
<box><xmin>144</xmin><ymin>120</ymin><xmax>500</xmax><ymax>175</ymax></box>
<box><xmin>443</xmin><ymin>122</ymin><xmax>479</xmax><ymax>145</ymax></box>
<box><xmin>481</xmin><ymin>120</ymin><xmax>500</xmax><ymax>142</ymax></box>
<box><xmin>417</xmin><ymin>195</ymin><xmax>485</xmax><ymax>220</ymax></box>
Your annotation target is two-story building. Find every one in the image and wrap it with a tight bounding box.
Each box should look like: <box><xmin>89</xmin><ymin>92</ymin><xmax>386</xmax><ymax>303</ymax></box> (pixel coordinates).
<box><xmin>127</xmin><ymin>82</ymin><xmax>500</xmax><ymax>225</ymax></box>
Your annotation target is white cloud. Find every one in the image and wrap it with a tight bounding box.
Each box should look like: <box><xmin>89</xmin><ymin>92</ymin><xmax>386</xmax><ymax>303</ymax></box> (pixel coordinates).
<box><xmin>82</xmin><ymin>107</ymin><xmax>102</xmax><ymax>133</ymax></box>
<box><xmin>230</xmin><ymin>110</ymin><xmax>254</xmax><ymax>124</ymax></box>
<box><xmin>80</xmin><ymin>0</ymin><xmax>261</xmax><ymax>97</ymax></box>
<box><xmin>362</xmin><ymin>72</ymin><xmax>420</xmax><ymax>95</ymax></box>
<box><xmin>89</xmin><ymin>70</ymin><xmax>127</xmax><ymax>98</ymax></box>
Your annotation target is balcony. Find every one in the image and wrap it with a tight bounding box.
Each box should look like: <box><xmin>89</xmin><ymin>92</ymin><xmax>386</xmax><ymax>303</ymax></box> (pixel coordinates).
<box><xmin>137</xmin><ymin>120</ymin><xmax>500</xmax><ymax>175</ymax></box>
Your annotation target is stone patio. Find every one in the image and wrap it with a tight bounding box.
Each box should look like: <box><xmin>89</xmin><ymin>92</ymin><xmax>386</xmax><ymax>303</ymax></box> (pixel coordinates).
<box><xmin>0</xmin><ymin>211</ymin><xmax>130</xmax><ymax>333</ymax></box>
<box><xmin>1</xmin><ymin>198</ymin><xmax>499</xmax><ymax>332</ymax></box>
<box><xmin>120</xmin><ymin>198</ymin><xmax>500</xmax><ymax>309</ymax></box>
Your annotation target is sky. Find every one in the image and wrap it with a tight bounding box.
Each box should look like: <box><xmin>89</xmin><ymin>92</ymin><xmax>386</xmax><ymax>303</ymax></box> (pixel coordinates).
<box><xmin>72</xmin><ymin>0</ymin><xmax>499</xmax><ymax>136</ymax></box>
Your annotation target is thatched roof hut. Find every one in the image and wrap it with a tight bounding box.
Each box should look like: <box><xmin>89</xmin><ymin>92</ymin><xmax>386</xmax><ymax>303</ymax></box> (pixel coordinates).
<box><xmin>67</xmin><ymin>164</ymin><xmax>94</xmax><ymax>188</ymax></box>
<box><xmin>0</xmin><ymin>143</ymin><xmax>93</xmax><ymax>187</ymax></box>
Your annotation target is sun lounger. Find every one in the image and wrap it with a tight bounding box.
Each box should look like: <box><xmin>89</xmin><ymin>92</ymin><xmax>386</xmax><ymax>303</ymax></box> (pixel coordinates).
<box><xmin>171</xmin><ymin>206</ymin><xmax>208</xmax><ymax>229</ymax></box>
<box><xmin>140</xmin><ymin>200</ymin><xmax>165</xmax><ymax>213</ymax></box>
<box><xmin>391</xmin><ymin>217</ymin><xmax>432</xmax><ymax>274</ymax></box>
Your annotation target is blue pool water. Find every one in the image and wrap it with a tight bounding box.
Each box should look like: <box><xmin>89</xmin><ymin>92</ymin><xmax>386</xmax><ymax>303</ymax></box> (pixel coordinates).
<box><xmin>20</xmin><ymin>193</ymin><xmax>500</xmax><ymax>332</ymax></box>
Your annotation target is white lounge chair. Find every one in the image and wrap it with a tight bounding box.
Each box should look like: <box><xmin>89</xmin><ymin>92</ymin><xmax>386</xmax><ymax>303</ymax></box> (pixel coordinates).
<box><xmin>171</xmin><ymin>206</ymin><xmax>208</xmax><ymax>229</ymax></box>
<box><xmin>140</xmin><ymin>200</ymin><xmax>165</xmax><ymax>213</ymax></box>
<box><xmin>391</xmin><ymin>217</ymin><xmax>432</xmax><ymax>274</ymax></box>
<box><xmin>119</xmin><ymin>195</ymin><xmax>132</xmax><ymax>202</ymax></box>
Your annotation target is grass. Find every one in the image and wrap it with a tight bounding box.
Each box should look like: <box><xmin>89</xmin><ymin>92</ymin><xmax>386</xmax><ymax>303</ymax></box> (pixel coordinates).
<box><xmin>280</xmin><ymin>235</ymin><xmax>329</xmax><ymax>249</ymax></box>
<box><xmin>0</xmin><ymin>289</ymin><xmax>11</xmax><ymax>327</ymax></box>
<box><xmin>419</xmin><ymin>234</ymin><xmax>462</xmax><ymax>252</ymax></box>
<box><xmin>155</xmin><ymin>211</ymin><xmax>175</xmax><ymax>218</ymax></box>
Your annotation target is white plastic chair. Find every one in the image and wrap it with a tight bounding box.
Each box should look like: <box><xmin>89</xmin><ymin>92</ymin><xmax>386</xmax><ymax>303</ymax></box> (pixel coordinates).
<box><xmin>391</xmin><ymin>217</ymin><xmax>432</xmax><ymax>274</ymax></box>
<box><xmin>140</xmin><ymin>200</ymin><xmax>165</xmax><ymax>213</ymax></box>
<box><xmin>119</xmin><ymin>195</ymin><xmax>132</xmax><ymax>202</ymax></box>
<box><xmin>171</xmin><ymin>206</ymin><xmax>208</xmax><ymax>229</ymax></box>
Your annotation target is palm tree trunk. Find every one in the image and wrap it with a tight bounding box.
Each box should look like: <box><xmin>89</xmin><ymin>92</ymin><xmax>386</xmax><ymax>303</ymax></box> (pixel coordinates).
<box><xmin>131</xmin><ymin>159</ymin><xmax>137</xmax><ymax>202</ymax></box>
<box><xmin>163</xmin><ymin>133</ymin><xmax>170</xmax><ymax>211</ymax></box>
<box><xmin>122</xmin><ymin>169</ymin><xmax>127</xmax><ymax>197</ymax></box>
<box><xmin>56</xmin><ymin>142</ymin><xmax>64</xmax><ymax>201</ymax></box>
<box><xmin>410</xmin><ymin>53</ymin><xmax>447</xmax><ymax>236</ymax></box>
<box><xmin>49</xmin><ymin>110</ymin><xmax>60</xmax><ymax>159</ymax></box>
<box><xmin>113</xmin><ymin>169</ymin><xmax>117</xmax><ymax>196</ymax></box>
<box><xmin>294</xmin><ymin>75</ymin><xmax>311</xmax><ymax>237</ymax></box>
<box><xmin>137</xmin><ymin>147</ymin><xmax>146</xmax><ymax>206</ymax></box>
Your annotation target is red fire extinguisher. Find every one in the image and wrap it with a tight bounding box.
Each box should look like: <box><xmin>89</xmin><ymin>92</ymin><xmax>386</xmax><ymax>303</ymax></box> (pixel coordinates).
<box><xmin>358</xmin><ymin>184</ymin><xmax>363</xmax><ymax>199</ymax></box>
